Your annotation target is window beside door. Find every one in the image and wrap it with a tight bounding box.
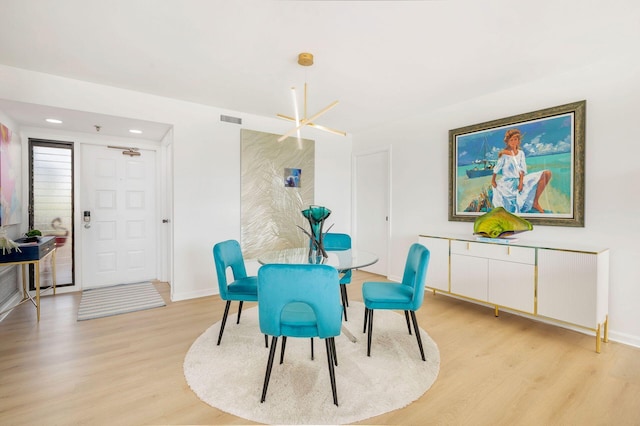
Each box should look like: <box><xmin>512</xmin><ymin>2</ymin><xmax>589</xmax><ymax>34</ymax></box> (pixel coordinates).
<box><xmin>29</xmin><ymin>139</ymin><xmax>74</xmax><ymax>288</ymax></box>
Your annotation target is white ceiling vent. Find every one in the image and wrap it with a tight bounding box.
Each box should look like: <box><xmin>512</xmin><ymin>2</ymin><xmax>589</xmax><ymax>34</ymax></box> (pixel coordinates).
<box><xmin>220</xmin><ymin>114</ymin><xmax>242</xmax><ymax>124</ymax></box>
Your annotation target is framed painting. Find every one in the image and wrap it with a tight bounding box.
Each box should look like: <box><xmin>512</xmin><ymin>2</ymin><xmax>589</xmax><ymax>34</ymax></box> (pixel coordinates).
<box><xmin>448</xmin><ymin>100</ymin><xmax>585</xmax><ymax>227</ymax></box>
<box><xmin>1</xmin><ymin>122</ymin><xmax>22</xmax><ymax>226</ymax></box>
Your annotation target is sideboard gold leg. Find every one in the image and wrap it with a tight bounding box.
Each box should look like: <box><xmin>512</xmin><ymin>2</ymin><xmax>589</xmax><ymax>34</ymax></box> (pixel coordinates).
<box><xmin>596</xmin><ymin>323</ymin><xmax>601</xmax><ymax>353</ymax></box>
<box><xmin>35</xmin><ymin>260</ymin><xmax>41</xmax><ymax>322</ymax></box>
<box><xmin>495</xmin><ymin>306</ymin><xmax>499</xmax><ymax>317</ymax></box>
<box><xmin>603</xmin><ymin>315</ymin><xmax>609</xmax><ymax>343</ymax></box>
<box><xmin>21</xmin><ymin>264</ymin><xmax>27</xmax><ymax>299</ymax></box>
<box><xmin>52</xmin><ymin>249</ymin><xmax>57</xmax><ymax>295</ymax></box>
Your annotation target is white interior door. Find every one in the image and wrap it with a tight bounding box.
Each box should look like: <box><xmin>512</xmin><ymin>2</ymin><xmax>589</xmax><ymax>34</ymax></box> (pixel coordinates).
<box><xmin>354</xmin><ymin>149</ymin><xmax>389</xmax><ymax>276</ymax></box>
<box><xmin>81</xmin><ymin>145</ymin><xmax>157</xmax><ymax>288</ymax></box>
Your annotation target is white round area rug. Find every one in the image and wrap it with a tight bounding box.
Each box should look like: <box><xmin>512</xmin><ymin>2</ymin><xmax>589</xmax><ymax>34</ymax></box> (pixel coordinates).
<box><xmin>184</xmin><ymin>302</ymin><xmax>440</xmax><ymax>425</ymax></box>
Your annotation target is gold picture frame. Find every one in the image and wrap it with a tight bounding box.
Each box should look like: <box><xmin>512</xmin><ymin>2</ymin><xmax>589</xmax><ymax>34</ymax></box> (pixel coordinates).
<box><xmin>448</xmin><ymin>100</ymin><xmax>586</xmax><ymax>227</ymax></box>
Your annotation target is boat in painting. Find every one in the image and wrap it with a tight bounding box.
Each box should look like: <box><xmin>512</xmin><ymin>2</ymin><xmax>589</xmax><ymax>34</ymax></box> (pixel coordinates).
<box><xmin>466</xmin><ymin>140</ymin><xmax>495</xmax><ymax>178</ymax></box>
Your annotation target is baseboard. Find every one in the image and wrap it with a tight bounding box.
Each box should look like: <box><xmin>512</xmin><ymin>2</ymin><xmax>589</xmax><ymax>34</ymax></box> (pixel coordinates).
<box><xmin>171</xmin><ymin>287</ymin><xmax>216</xmax><ymax>302</ymax></box>
<box><xmin>607</xmin><ymin>331</ymin><xmax>640</xmax><ymax>349</ymax></box>
<box><xmin>387</xmin><ymin>273</ymin><xmax>401</xmax><ymax>283</ymax></box>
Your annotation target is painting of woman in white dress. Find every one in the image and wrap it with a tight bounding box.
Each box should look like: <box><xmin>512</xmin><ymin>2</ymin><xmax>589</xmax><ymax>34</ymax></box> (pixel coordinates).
<box><xmin>450</xmin><ymin>101</ymin><xmax>585</xmax><ymax>226</ymax></box>
<box><xmin>491</xmin><ymin>128</ymin><xmax>552</xmax><ymax>213</ymax></box>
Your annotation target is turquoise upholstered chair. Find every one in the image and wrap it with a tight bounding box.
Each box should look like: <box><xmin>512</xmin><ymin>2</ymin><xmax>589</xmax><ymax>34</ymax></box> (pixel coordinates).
<box><xmin>213</xmin><ymin>240</ymin><xmax>260</xmax><ymax>346</ymax></box>
<box><xmin>323</xmin><ymin>233</ymin><xmax>352</xmax><ymax>321</ymax></box>
<box><xmin>258</xmin><ymin>264</ymin><xmax>343</xmax><ymax>406</ymax></box>
<box><xmin>362</xmin><ymin>243</ymin><xmax>430</xmax><ymax>361</ymax></box>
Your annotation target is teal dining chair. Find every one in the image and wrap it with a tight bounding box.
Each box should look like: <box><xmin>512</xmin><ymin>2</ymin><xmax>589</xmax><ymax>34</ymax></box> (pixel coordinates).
<box><xmin>213</xmin><ymin>240</ymin><xmax>263</xmax><ymax>346</ymax></box>
<box><xmin>323</xmin><ymin>233</ymin><xmax>352</xmax><ymax>321</ymax></box>
<box><xmin>258</xmin><ymin>263</ymin><xmax>343</xmax><ymax>406</ymax></box>
<box><xmin>362</xmin><ymin>243</ymin><xmax>430</xmax><ymax>361</ymax></box>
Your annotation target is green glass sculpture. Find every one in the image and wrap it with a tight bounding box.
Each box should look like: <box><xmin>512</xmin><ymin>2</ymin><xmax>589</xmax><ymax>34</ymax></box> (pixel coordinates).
<box><xmin>473</xmin><ymin>207</ymin><xmax>533</xmax><ymax>238</ymax></box>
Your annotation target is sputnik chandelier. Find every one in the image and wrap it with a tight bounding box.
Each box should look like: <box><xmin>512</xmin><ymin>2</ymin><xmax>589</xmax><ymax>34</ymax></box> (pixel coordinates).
<box><xmin>277</xmin><ymin>52</ymin><xmax>346</xmax><ymax>142</ymax></box>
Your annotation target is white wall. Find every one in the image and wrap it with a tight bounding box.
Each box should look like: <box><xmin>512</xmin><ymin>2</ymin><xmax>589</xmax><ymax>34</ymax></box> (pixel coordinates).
<box><xmin>0</xmin><ymin>64</ymin><xmax>352</xmax><ymax>303</ymax></box>
<box><xmin>352</xmin><ymin>51</ymin><xmax>640</xmax><ymax>347</ymax></box>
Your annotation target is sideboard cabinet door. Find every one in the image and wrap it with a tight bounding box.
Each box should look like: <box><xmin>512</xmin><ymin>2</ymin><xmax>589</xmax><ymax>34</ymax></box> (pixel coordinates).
<box><xmin>450</xmin><ymin>241</ymin><xmax>489</xmax><ymax>301</ymax></box>
<box><xmin>537</xmin><ymin>248</ymin><xmax>609</xmax><ymax>329</ymax></box>
<box><xmin>488</xmin><ymin>259</ymin><xmax>535</xmax><ymax>313</ymax></box>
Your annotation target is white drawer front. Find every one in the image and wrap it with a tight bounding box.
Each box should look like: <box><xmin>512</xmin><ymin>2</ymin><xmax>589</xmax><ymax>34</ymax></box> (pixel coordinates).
<box><xmin>450</xmin><ymin>241</ymin><xmax>535</xmax><ymax>264</ymax></box>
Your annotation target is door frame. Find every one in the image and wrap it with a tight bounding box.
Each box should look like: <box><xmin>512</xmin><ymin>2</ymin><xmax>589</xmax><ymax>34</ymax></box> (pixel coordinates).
<box><xmin>352</xmin><ymin>146</ymin><xmax>392</xmax><ymax>278</ymax></box>
<box><xmin>158</xmin><ymin>139</ymin><xmax>173</xmax><ymax>290</ymax></box>
<box><xmin>74</xmin><ymin>141</ymin><xmax>171</xmax><ymax>292</ymax></box>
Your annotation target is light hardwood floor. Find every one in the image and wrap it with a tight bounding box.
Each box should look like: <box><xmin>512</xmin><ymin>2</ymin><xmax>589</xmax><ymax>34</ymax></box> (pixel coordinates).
<box><xmin>1</xmin><ymin>271</ymin><xmax>639</xmax><ymax>425</ymax></box>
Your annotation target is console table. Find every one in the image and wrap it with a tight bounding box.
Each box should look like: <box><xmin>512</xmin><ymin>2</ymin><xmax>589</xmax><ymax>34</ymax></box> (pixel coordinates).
<box><xmin>418</xmin><ymin>234</ymin><xmax>609</xmax><ymax>353</ymax></box>
<box><xmin>0</xmin><ymin>236</ymin><xmax>57</xmax><ymax>321</ymax></box>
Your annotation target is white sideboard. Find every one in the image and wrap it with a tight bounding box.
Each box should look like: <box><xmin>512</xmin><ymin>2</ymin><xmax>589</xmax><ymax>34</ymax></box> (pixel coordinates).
<box><xmin>418</xmin><ymin>234</ymin><xmax>610</xmax><ymax>352</ymax></box>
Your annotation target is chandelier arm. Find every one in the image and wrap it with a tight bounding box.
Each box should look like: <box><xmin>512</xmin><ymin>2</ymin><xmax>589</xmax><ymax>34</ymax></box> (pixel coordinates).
<box><xmin>304</xmin><ymin>82</ymin><xmax>308</xmax><ymax>120</ymax></box>
<box><xmin>277</xmin><ymin>101</ymin><xmax>339</xmax><ymax>142</ymax></box>
<box><xmin>277</xmin><ymin>115</ymin><xmax>346</xmax><ymax>137</ymax></box>
<box><xmin>305</xmin><ymin>122</ymin><xmax>347</xmax><ymax>137</ymax></box>
<box><xmin>290</xmin><ymin>87</ymin><xmax>301</xmax><ymax>140</ymax></box>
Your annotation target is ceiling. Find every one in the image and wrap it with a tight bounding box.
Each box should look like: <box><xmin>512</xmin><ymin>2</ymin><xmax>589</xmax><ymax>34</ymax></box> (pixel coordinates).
<box><xmin>0</xmin><ymin>1</ymin><xmax>637</xmax><ymax>141</ymax></box>
<box><xmin>0</xmin><ymin>98</ymin><xmax>172</xmax><ymax>141</ymax></box>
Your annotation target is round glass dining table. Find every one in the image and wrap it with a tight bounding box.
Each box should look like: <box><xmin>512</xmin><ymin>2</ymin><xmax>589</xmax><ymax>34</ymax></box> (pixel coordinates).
<box><xmin>257</xmin><ymin>247</ymin><xmax>378</xmax><ymax>270</ymax></box>
<box><xmin>257</xmin><ymin>247</ymin><xmax>378</xmax><ymax>343</ymax></box>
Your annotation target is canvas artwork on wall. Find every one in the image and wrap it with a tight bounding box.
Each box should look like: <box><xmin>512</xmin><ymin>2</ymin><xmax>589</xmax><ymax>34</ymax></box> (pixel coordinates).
<box><xmin>0</xmin><ymin>122</ymin><xmax>22</xmax><ymax>226</ymax></box>
<box><xmin>284</xmin><ymin>168</ymin><xmax>301</xmax><ymax>187</ymax></box>
<box><xmin>449</xmin><ymin>101</ymin><xmax>585</xmax><ymax>227</ymax></box>
<box><xmin>240</xmin><ymin>129</ymin><xmax>315</xmax><ymax>259</ymax></box>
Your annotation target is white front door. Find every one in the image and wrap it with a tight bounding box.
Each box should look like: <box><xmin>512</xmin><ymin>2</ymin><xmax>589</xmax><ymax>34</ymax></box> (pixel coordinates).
<box><xmin>81</xmin><ymin>145</ymin><xmax>157</xmax><ymax>288</ymax></box>
<box><xmin>354</xmin><ymin>149</ymin><xmax>390</xmax><ymax>276</ymax></box>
